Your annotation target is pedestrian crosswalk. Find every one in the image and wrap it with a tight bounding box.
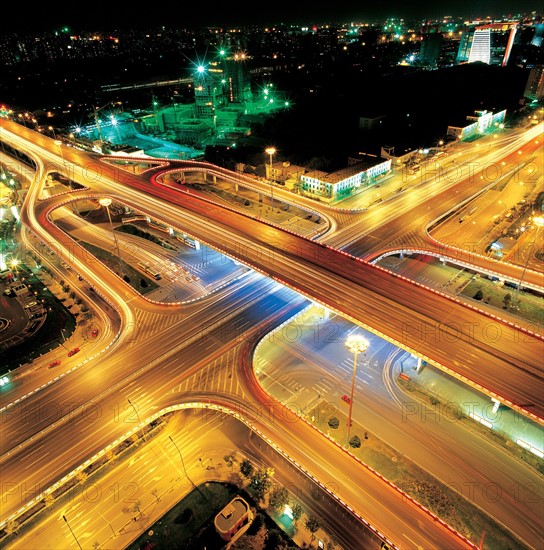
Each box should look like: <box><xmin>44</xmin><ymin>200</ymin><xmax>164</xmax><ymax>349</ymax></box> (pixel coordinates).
<box><xmin>170</xmin><ymin>350</ymin><xmax>246</xmax><ymax>399</ymax></box>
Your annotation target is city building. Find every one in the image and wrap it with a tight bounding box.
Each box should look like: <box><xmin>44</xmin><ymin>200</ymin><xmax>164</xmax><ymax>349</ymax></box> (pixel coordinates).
<box><xmin>266</xmin><ymin>161</ymin><xmax>306</xmax><ymax>185</ymax></box>
<box><xmin>300</xmin><ymin>156</ymin><xmax>391</xmax><ymax>202</ymax></box>
<box><xmin>380</xmin><ymin>144</ymin><xmax>418</xmax><ymax>166</ymax></box>
<box><xmin>447</xmin><ymin>109</ymin><xmax>506</xmax><ymax>140</ymax></box>
<box><xmin>214</xmin><ymin>496</ymin><xmax>252</xmax><ymax>542</ymax></box>
<box><xmin>456</xmin><ymin>22</ymin><xmax>519</xmax><ymax>66</ymax></box>
<box><xmin>359</xmin><ymin>114</ymin><xmax>386</xmax><ymax>131</ymax></box>
<box><xmin>523</xmin><ymin>65</ymin><xmax>544</xmax><ymax>102</ymax></box>
<box><xmin>419</xmin><ymin>26</ymin><xmax>443</xmax><ymax>67</ymax></box>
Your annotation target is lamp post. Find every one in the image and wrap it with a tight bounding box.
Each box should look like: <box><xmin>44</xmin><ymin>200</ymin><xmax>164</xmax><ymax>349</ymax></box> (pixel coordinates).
<box><xmin>63</xmin><ymin>515</ymin><xmax>83</xmax><ymax>550</ymax></box>
<box><xmin>513</xmin><ymin>215</ymin><xmax>544</xmax><ymax>308</ymax></box>
<box><xmin>265</xmin><ymin>147</ymin><xmax>276</xmax><ymax>213</ymax></box>
<box><xmin>99</xmin><ymin>198</ymin><xmax>124</xmax><ymax>277</ymax></box>
<box><xmin>345</xmin><ymin>334</ymin><xmax>369</xmax><ymax>446</ymax></box>
<box><xmin>168</xmin><ymin>435</ymin><xmax>202</xmax><ymax>500</ymax></box>
<box><xmin>127</xmin><ymin>398</ymin><xmax>146</xmax><ymax>442</ymax></box>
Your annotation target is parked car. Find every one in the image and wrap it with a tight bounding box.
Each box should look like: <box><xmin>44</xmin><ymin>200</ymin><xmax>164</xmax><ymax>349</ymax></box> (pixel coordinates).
<box><xmin>91</xmin><ymin>329</ymin><xmax>99</xmax><ymax>337</ymax></box>
<box><xmin>341</xmin><ymin>394</ymin><xmax>352</xmax><ymax>404</ymax></box>
<box><xmin>48</xmin><ymin>360</ymin><xmax>61</xmax><ymax>368</ymax></box>
<box><xmin>67</xmin><ymin>347</ymin><xmax>80</xmax><ymax>357</ymax></box>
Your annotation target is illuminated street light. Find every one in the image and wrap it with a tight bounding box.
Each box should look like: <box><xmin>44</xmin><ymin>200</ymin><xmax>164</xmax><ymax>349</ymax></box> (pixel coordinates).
<box><xmin>265</xmin><ymin>147</ymin><xmax>276</xmax><ymax>214</ymax></box>
<box><xmin>127</xmin><ymin>398</ymin><xmax>146</xmax><ymax>442</ymax></box>
<box><xmin>99</xmin><ymin>198</ymin><xmax>124</xmax><ymax>277</ymax></box>
<box><xmin>514</xmin><ymin>216</ymin><xmax>544</xmax><ymax>308</ymax></box>
<box><xmin>345</xmin><ymin>334</ymin><xmax>369</xmax><ymax>446</ymax></box>
<box><xmin>62</xmin><ymin>515</ymin><xmax>83</xmax><ymax>550</ymax></box>
<box><xmin>168</xmin><ymin>435</ymin><xmax>195</xmax><ymax>487</ymax></box>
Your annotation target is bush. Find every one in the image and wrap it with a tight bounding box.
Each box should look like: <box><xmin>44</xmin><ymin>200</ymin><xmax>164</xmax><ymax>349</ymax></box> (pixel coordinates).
<box><xmin>349</xmin><ymin>435</ymin><xmax>361</xmax><ymax>448</ymax></box>
<box><xmin>174</xmin><ymin>508</ymin><xmax>194</xmax><ymax>525</ymax></box>
<box><xmin>328</xmin><ymin>417</ymin><xmax>339</xmax><ymax>429</ymax></box>
<box><xmin>248</xmin><ymin>512</ymin><xmax>264</xmax><ymax>535</ymax></box>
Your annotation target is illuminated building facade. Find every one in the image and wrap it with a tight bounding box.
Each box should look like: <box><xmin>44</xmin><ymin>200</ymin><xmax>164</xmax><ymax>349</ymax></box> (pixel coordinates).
<box><xmin>456</xmin><ymin>22</ymin><xmax>518</xmax><ymax>66</ymax></box>
<box><xmin>447</xmin><ymin>109</ymin><xmax>506</xmax><ymax>140</ymax></box>
<box><xmin>523</xmin><ymin>65</ymin><xmax>544</xmax><ymax>102</ymax></box>
<box><xmin>301</xmin><ymin>157</ymin><xmax>391</xmax><ymax>202</ymax></box>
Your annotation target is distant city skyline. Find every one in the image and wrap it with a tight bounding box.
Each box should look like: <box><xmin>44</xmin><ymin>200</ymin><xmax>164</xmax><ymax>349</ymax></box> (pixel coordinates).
<box><xmin>5</xmin><ymin>2</ymin><xmax>543</xmax><ymax>33</ymax></box>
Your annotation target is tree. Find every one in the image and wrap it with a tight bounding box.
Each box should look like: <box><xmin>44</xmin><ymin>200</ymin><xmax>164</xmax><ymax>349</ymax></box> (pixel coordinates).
<box><xmin>248</xmin><ymin>512</ymin><xmax>264</xmax><ymax>535</ymax></box>
<box><xmin>328</xmin><ymin>416</ymin><xmax>339</xmax><ymax>429</ymax></box>
<box><xmin>5</xmin><ymin>519</ymin><xmax>19</xmax><ymax>535</ymax></box>
<box><xmin>349</xmin><ymin>435</ymin><xmax>361</xmax><ymax>448</ymax></box>
<box><xmin>305</xmin><ymin>515</ymin><xmax>320</xmax><ymax>542</ymax></box>
<box><xmin>240</xmin><ymin>459</ymin><xmax>254</xmax><ymax>479</ymax></box>
<box><xmin>250</xmin><ymin>468</ymin><xmax>273</xmax><ymax>499</ymax></box>
<box><xmin>265</xmin><ymin>529</ymin><xmax>285</xmax><ymax>550</ymax></box>
<box><xmin>473</xmin><ymin>289</ymin><xmax>484</xmax><ymax>300</ymax></box>
<box><xmin>269</xmin><ymin>485</ymin><xmax>289</xmax><ymax>510</ymax></box>
<box><xmin>224</xmin><ymin>453</ymin><xmax>235</xmax><ymax>468</ymax></box>
<box><xmin>291</xmin><ymin>502</ymin><xmax>303</xmax><ymax>523</ymax></box>
<box><xmin>503</xmin><ymin>293</ymin><xmax>512</xmax><ymax>308</ymax></box>
<box><xmin>131</xmin><ymin>500</ymin><xmax>142</xmax><ymax>518</ymax></box>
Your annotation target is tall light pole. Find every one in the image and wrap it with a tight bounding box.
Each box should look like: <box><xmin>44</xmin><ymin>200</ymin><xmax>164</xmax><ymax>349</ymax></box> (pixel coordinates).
<box><xmin>265</xmin><ymin>147</ymin><xmax>276</xmax><ymax>213</ymax></box>
<box><xmin>345</xmin><ymin>333</ymin><xmax>369</xmax><ymax>446</ymax></box>
<box><xmin>127</xmin><ymin>398</ymin><xmax>146</xmax><ymax>442</ymax></box>
<box><xmin>63</xmin><ymin>515</ymin><xmax>83</xmax><ymax>550</ymax></box>
<box><xmin>169</xmin><ymin>435</ymin><xmax>195</xmax><ymax>488</ymax></box>
<box><xmin>99</xmin><ymin>198</ymin><xmax>124</xmax><ymax>278</ymax></box>
<box><xmin>513</xmin><ymin>215</ymin><xmax>544</xmax><ymax>308</ymax></box>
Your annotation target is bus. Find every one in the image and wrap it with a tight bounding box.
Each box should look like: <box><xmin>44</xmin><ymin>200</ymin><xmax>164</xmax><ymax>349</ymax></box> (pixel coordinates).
<box><xmin>137</xmin><ymin>262</ymin><xmax>161</xmax><ymax>280</ymax></box>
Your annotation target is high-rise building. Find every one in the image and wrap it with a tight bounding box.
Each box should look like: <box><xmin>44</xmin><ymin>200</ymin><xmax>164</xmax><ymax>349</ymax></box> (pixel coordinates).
<box><xmin>523</xmin><ymin>65</ymin><xmax>544</xmax><ymax>102</ymax></box>
<box><xmin>193</xmin><ymin>69</ymin><xmax>226</xmax><ymax>119</ymax></box>
<box><xmin>419</xmin><ymin>30</ymin><xmax>443</xmax><ymax>67</ymax></box>
<box><xmin>457</xmin><ymin>22</ymin><xmax>518</xmax><ymax>66</ymax></box>
<box><xmin>531</xmin><ymin>23</ymin><xmax>544</xmax><ymax>47</ymax></box>
<box><xmin>223</xmin><ymin>52</ymin><xmax>253</xmax><ymax>104</ymax></box>
<box><xmin>468</xmin><ymin>28</ymin><xmax>491</xmax><ymax>64</ymax></box>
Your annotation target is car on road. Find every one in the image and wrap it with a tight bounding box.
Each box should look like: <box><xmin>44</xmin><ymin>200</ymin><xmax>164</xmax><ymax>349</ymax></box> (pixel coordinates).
<box><xmin>341</xmin><ymin>394</ymin><xmax>351</xmax><ymax>404</ymax></box>
<box><xmin>67</xmin><ymin>347</ymin><xmax>80</xmax><ymax>357</ymax></box>
<box><xmin>91</xmin><ymin>329</ymin><xmax>99</xmax><ymax>337</ymax></box>
<box><xmin>48</xmin><ymin>360</ymin><xmax>61</xmax><ymax>368</ymax></box>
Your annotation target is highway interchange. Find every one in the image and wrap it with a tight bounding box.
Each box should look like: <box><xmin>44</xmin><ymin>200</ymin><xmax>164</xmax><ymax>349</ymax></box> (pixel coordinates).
<box><xmin>0</xmin><ymin>118</ymin><xmax>543</xmax><ymax>549</ymax></box>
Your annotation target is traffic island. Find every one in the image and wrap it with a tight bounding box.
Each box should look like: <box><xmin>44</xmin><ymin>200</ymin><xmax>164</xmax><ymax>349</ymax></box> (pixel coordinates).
<box><xmin>306</xmin><ymin>399</ymin><xmax>529</xmax><ymax>550</ymax></box>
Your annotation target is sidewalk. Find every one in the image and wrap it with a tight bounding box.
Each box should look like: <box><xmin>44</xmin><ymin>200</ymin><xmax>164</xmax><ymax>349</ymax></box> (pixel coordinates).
<box><xmin>398</xmin><ymin>355</ymin><xmax>544</xmax><ymax>461</ymax></box>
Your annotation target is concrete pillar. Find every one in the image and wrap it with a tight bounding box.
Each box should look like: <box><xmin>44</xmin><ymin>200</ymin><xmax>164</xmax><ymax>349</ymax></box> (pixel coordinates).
<box><xmin>416</xmin><ymin>357</ymin><xmax>423</xmax><ymax>371</ymax></box>
<box><xmin>194</xmin><ymin>240</ymin><xmax>200</xmax><ymax>251</ymax></box>
<box><xmin>491</xmin><ymin>398</ymin><xmax>500</xmax><ymax>413</ymax></box>
<box><xmin>234</xmin><ymin>181</ymin><xmax>239</xmax><ymax>193</ymax></box>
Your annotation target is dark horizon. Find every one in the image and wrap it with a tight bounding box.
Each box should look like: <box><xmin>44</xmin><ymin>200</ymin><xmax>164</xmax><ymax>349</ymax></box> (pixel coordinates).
<box><xmin>4</xmin><ymin>2</ymin><xmax>543</xmax><ymax>34</ymax></box>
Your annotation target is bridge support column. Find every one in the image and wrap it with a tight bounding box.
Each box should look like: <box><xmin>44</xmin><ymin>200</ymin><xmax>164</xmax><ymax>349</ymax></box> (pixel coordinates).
<box><xmin>212</xmin><ymin>174</ymin><xmax>217</xmax><ymax>185</ymax></box>
<box><xmin>416</xmin><ymin>357</ymin><xmax>423</xmax><ymax>371</ymax></box>
<box><xmin>194</xmin><ymin>240</ymin><xmax>200</xmax><ymax>251</ymax></box>
<box><xmin>234</xmin><ymin>181</ymin><xmax>239</xmax><ymax>193</ymax></box>
<box><xmin>491</xmin><ymin>398</ymin><xmax>501</xmax><ymax>414</ymax></box>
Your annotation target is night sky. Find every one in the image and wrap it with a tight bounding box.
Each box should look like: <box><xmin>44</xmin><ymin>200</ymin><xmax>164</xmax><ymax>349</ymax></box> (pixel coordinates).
<box><xmin>5</xmin><ymin>1</ymin><xmax>542</xmax><ymax>32</ymax></box>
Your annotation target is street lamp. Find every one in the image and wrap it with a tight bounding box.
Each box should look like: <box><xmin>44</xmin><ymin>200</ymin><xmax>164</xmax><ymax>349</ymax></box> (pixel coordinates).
<box><xmin>169</xmin><ymin>435</ymin><xmax>196</xmax><ymax>489</ymax></box>
<box><xmin>265</xmin><ymin>147</ymin><xmax>276</xmax><ymax>213</ymax></box>
<box><xmin>99</xmin><ymin>198</ymin><xmax>124</xmax><ymax>277</ymax></box>
<box><xmin>63</xmin><ymin>515</ymin><xmax>83</xmax><ymax>550</ymax></box>
<box><xmin>345</xmin><ymin>333</ymin><xmax>369</xmax><ymax>446</ymax></box>
<box><xmin>513</xmin><ymin>215</ymin><xmax>544</xmax><ymax>308</ymax></box>
<box><xmin>127</xmin><ymin>398</ymin><xmax>146</xmax><ymax>442</ymax></box>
